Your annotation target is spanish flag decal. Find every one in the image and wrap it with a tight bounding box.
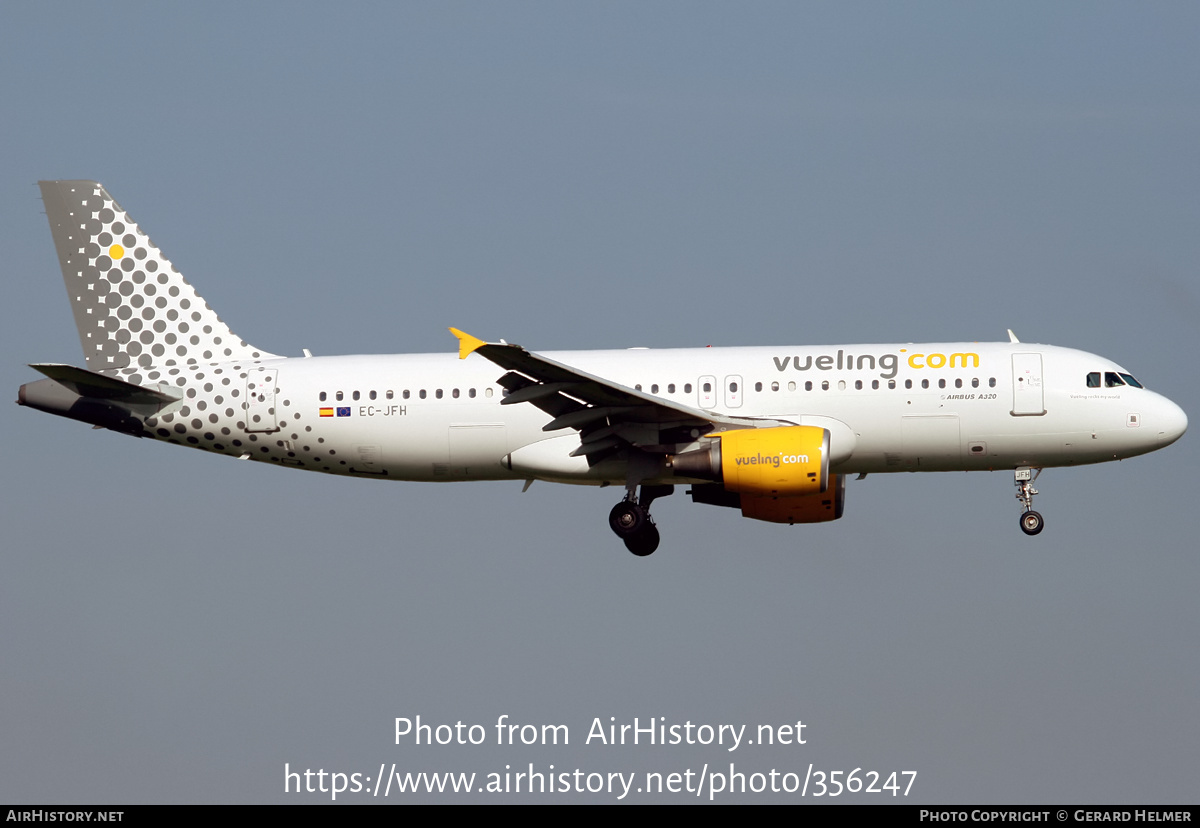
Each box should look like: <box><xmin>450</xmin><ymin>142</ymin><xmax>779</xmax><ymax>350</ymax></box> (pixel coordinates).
<box><xmin>319</xmin><ymin>407</ymin><xmax>334</xmax><ymax>417</ymax></box>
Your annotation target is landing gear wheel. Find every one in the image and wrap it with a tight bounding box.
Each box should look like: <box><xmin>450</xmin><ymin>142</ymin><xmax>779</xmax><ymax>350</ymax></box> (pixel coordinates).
<box><xmin>609</xmin><ymin>501</ymin><xmax>646</xmax><ymax>538</ymax></box>
<box><xmin>624</xmin><ymin>523</ymin><xmax>660</xmax><ymax>557</ymax></box>
<box><xmin>1013</xmin><ymin>468</ymin><xmax>1045</xmax><ymax>537</ymax></box>
<box><xmin>1020</xmin><ymin>510</ymin><xmax>1045</xmax><ymax>536</ymax></box>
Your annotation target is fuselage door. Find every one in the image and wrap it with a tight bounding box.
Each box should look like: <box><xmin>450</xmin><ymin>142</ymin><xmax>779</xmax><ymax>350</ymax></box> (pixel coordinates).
<box><xmin>1011</xmin><ymin>353</ymin><xmax>1046</xmax><ymax>416</ymax></box>
<box><xmin>245</xmin><ymin>368</ymin><xmax>280</xmax><ymax>433</ymax></box>
<box><xmin>901</xmin><ymin>414</ymin><xmax>962</xmax><ymax>469</ymax></box>
<box><xmin>698</xmin><ymin>375</ymin><xmax>716</xmax><ymax>409</ymax></box>
<box><xmin>723</xmin><ymin>375</ymin><xmax>743</xmax><ymax>409</ymax></box>
<box><xmin>448</xmin><ymin>423</ymin><xmax>508</xmax><ymax>478</ymax></box>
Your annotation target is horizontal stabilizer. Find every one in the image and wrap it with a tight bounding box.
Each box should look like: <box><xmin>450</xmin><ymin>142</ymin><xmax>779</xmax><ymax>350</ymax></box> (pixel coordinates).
<box><xmin>29</xmin><ymin>363</ymin><xmax>182</xmax><ymax>405</ymax></box>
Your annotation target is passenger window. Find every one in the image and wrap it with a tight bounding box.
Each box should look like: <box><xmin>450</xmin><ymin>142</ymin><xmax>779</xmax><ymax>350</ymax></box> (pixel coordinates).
<box><xmin>403</xmin><ymin>390</ymin><xmax>410</xmax><ymax>400</ymax></box>
<box><xmin>754</xmin><ymin>382</ymin><xmax>763</xmax><ymax>392</ymax></box>
<box><xmin>938</xmin><ymin>379</ymin><xmax>945</xmax><ymax>389</ymax></box>
<box><xmin>1105</xmin><ymin>372</ymin><xmax>1125</xmax><ymax>387</ymax></box>
<box><xmin>888</xmin><ymin>380</ymin><xmax>896</xmax><ymax>389</ymax></box>
<box><xmin>684</xmin><ymin>383</ymin><xmax>692</xmax><ymax>393</ymax></box>
<box><xmin>921</xmin><ymin>379</ymin><xmax>929</xmax><ymax>389</ymax></box>
<box><xmin>668</xmin><ymin>383</ymin><xmax>676</xmax><ymax>393</ymax></box>
<box><xmin>386</xmin><ymin>390</ymin><xmax>394</xmax><ymax>400</ymax></box>
<box><xmin>905</xmin><ymin>379</ymin><xmax>912</xmax><ymax>390</ymax></box>
<box><xmin>452</xmin><ymin>388</ymin><xmax>460</xmax><ymax>398</ymax></box>
<box><xmin>971</xmin><ymin>378</ymin><xmax>979</xmax><ymax>388</ymax></box>
<box><xmin>872</xmin><ymin>380</ymin><xmax>879</xmax><ymax>390</ymax></box>
<box><xmin>635</xmin><ymin>384</ymin><xmax>643</xmax><ymax>391</ymax></box>
<box><xmin>469</xmin><ymin>388</ymin><xmax>476</xmax><ymax>398</ymax></box>
<box><xmin>652</xmin><ymin>384</ymin><xmax>659</xmax><ymax>394</ymax></box>
<box><xmin>805</xmin><ymin>381</ymin><xmax>813</xmax><ymax>391</ymax></box>
<box><xmin>336</xmin><ymin>391</ymin><xmax>344</xmax><ymax>401</ymax></box>
<box><xmin>821</xmin><ymin>381</ymin><xmax>829</xmax><ymax>391</ymax></box>
<box><xmin>989</xmin><ymin>378</ymin><xmax>996</xmax><ymax>387</ymax></box>
<box><xmin>419</xmin><ymin>390</ymin><xmax>427</xmax><ymax>399</ymax></box>
<box><xmin>955</xmin><ymin>378</ymin><xmax>962</xmax><ymax>389</ymax></box>
<box><xmin>1086</xmin><ymin>372</ymin><xmax>1101</xmax><ymax>388</ymax></box>
<box><xmin>729</xmin><ymin>382</ymin><xmax>738</xmax><ymax>393</ymax></box>
<box><xmin>485</xmin><ymin>388</ymin><xmax>493</xmax><ymax>398</ymax></box>
<box><xmin>855</xmin><ymin>380</ymin><xmax>862</xmax><ymax>390</ymax></box>
<box><xmin>319</xmin><ymin>391</ymin><xmax>327</xmax><ymax>402</ymax></box>
<box><xmin>771</xmin><ymin>382</ymin><xmax>779</xmax><ymax>392</ymax></box>
<box><xmin>436</xmin><ymin>389</ymin><xmax>444</xmax><ymax>399</ymax></box>
<box><xmin>702</xmin><ymin>382</ymin><xmax>711</xmax><ymax>393</ymax></box>
<box><xmin>787</xmin><ymin>381</ymin><xmax>796</xmax><ymax>391</ymax></box>
<box><xmin>369</xmin><ymin>390</ymin><xmax>377</xmax><ymax>400</ymax></box>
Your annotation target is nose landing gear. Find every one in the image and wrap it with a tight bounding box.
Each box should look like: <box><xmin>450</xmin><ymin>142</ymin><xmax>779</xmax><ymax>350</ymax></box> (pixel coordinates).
<box><xmin>609</xmin><ymin>484</ymin><xmax>673</xmax><ymax>556</ymax></box>
<box><xmin>1015</xmin><ymin>467</ymin><xmax>1044</xmax><ymax>536</ymax></box>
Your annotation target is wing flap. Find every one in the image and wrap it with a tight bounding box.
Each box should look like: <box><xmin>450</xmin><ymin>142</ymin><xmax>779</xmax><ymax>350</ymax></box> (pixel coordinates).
<box><xmin>542</xmin><ymin>406</ymin><xmax>639</xmax><ymax>432</ymax></box>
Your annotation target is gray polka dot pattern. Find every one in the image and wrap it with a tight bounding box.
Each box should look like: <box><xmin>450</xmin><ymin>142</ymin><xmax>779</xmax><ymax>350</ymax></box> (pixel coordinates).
<box><xmin>27</xmin><ymin>181</ymin><xmax>379</xmax><ymax>477</ymax></box>
<box><xmin>38</xmin><ymin>180</ymin><xmax>276</xmax><ymax>372</ymax></box>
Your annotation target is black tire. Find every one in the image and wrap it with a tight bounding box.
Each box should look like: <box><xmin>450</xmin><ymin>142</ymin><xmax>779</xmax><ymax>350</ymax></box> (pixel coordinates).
<box><xmin>1020</xmin><ymin>510</ymin><xmax>1044</xmax><ymax>536</ymax></box>
<box><xmin>624</xmin><ymin>523</ymin><xmax>660</xmax><ymax>557</ymax></box>
<box><xmin>609</xmin><ymin>501</ymin><xmax>646</xmax><ymax>538</ymax></box>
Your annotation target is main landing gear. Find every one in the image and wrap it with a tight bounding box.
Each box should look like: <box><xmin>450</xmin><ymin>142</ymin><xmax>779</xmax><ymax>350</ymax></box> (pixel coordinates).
<box><xmin>1014</xmin><ymin>467</ymin><xmax>1044</xmax><ymax>536</ymax></box>
<box><xmin>609</xmin><ymin>484</ymin><xmax>673</xmax><ymax>556</ymax></box>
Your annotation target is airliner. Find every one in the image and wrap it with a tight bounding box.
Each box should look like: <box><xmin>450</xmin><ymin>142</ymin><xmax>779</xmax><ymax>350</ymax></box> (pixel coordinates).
<box><xmin>19</xmin><ymin>181</ymin><xmax>1188</xmax><ymax>555</ymax></box>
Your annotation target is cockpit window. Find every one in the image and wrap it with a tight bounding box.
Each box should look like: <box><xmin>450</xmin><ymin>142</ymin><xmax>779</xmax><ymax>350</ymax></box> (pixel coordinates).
<box><xmin>1119</xmin><ymin>373</ymin><xmax>1143</xmax><ymax>388</ymax></box>
<box><xmin>1105</xmin><ymin>372</ymin><xmax>1125</xmax><ymax>388</ymax></box>
<box><xmin>1086</xmin><ymin>372</ymin><xmax>1101</xmax><ymax>388</ymax></box>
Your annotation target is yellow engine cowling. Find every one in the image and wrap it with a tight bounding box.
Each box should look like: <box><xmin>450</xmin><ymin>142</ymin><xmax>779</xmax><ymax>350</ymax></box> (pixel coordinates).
<box><xmin>671</xmin><ymin>425</ymin><xmax>830</xmax><ymax>496</ymax></box>
<box><xmin>718</xmin><ymin>426</ymin><xmax>828</xmax><ymax>496</ymax></box>
<box><xmin>740</xmin><ymin>474</ymin><xmax>846</xmax><ymax>524</ymax></box>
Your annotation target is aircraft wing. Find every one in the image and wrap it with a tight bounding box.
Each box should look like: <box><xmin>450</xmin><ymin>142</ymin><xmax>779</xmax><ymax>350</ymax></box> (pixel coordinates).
<box><xmin>450</xmin><ymin>328</ymin><xmax>789</xmax><ymax>458</ymax></box>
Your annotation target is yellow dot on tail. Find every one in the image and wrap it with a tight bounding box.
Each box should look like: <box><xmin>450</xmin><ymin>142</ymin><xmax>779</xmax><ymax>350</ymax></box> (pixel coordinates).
<box><xmin>109</xmin><ymin>244</ymin><xmax>124</xmax><ymax>260</ymax></box>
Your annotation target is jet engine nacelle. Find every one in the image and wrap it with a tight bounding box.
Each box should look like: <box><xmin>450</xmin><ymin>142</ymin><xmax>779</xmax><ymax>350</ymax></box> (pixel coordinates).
<box><xmin>688</xmin><ymin>473</ymin><xmax>846</xmax><ymax>524</ymax></box>
<box><xmin>740</xmin><ymin>474</ymin><xmax>846</xmax><ymax>523</ymax></box>
<box><xmin>671</xmin><ymin>425</ymin><xmax>830</xmax><ymax>496</ymax></box>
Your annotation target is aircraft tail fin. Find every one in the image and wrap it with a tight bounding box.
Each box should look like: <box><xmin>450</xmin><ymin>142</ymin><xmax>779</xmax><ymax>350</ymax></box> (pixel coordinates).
<box><xmin>38</xmin><ymin>180</ymin><xmax>276</xmax><ymax>376</ymax></box>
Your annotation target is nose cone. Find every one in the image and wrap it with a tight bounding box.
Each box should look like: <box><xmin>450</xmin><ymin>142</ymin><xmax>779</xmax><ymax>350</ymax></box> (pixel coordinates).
<box><xmin>1154</xmin><ymin>395</ymin><xmax>1188</xmax><ymax>447</ymax></box>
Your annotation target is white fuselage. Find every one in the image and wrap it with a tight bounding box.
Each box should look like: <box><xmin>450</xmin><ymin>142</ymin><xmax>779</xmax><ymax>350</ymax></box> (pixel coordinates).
<box><xmin>138</xmin><ymin>341</ymin><xmax>1187</xmax><ymax>483</ymax></box>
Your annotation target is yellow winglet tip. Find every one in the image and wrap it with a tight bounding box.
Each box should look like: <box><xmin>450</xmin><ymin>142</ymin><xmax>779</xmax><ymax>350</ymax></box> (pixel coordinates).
<box><xmin>448</xmin><ymin>327</ymin><xmax>487</xmax><ymax>360</ymax></box>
